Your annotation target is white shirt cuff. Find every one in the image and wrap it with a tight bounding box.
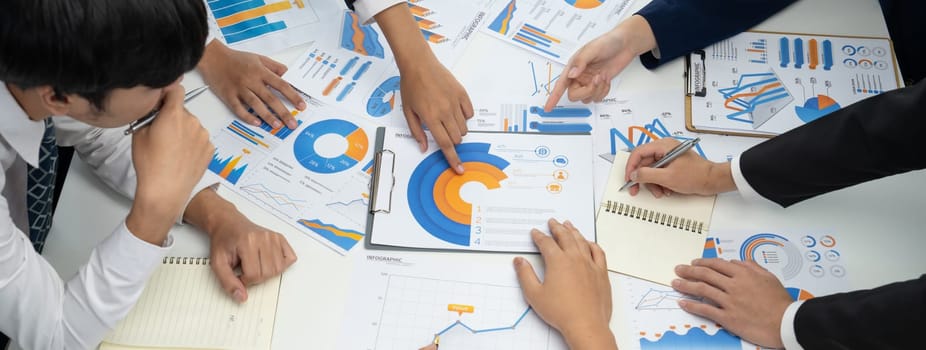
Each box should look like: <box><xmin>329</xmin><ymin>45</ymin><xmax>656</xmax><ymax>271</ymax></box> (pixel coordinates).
<box><xmin>779</xmin><ymin>300</ymin><xmax>805</xmax><ymax>350</ymax></box>
<box><xmin>729</xmin><ymin>154</ymin><xmax>776</xmax><ymax>205</ymax></box>
<box><xmin>63</xmin><ymin>221</ymin><xmax>173</xmax><ymax>343</ymax></box>
<box><xmin>651</xmin><ymin>47</ymin><xmax>662</xmax><ymax>59</ymax></box>
<box><xmin>353</xmin><ymin>0</ymin><xmax>406</xmax><ymax>24</ymax></box>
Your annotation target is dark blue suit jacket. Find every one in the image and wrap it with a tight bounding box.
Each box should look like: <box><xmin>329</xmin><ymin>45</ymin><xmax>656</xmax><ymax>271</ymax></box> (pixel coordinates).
<box><xmin>634</xmin><ymin>2</ymin><xmax>926</xmax><ymax>348</ymax></box>
<box><xmin>635</xmin><ymin>0</ymin><xmax>924</xmax><ymax>83</ymax></box>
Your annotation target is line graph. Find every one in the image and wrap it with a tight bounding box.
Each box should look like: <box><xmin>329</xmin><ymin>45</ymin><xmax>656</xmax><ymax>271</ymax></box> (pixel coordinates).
<box><xmin>529</xmin><ymin>60</ymin><xmax>561</xmax><ymax>96</ymax></box>
<box><xmin>718</xmin><ymin>71</ymin><xmax>792</xmax><ymax>126</ymax></box>
<box><xmin>635</xmin><ymin>289</ymin><xmax>699</xmax><ymax>310</ymax></box>
<box><xmin>606</xmin><ymin>118</ymin><xmax>706</xmax><ymax>159</ymax></box>
<box><xmin>371</xmin><ymin>274</ymin><xmax>566</xmax><ymax>349</ymax></box>
<box><xmin>240</xmin><ymin>183</ymin><xmax>307</xmax><ymax>212</ymax></box>
<box><xmin>436</xmin><ymin>308</ymin><xmax>532</xmax><ymax>336</ymax></box>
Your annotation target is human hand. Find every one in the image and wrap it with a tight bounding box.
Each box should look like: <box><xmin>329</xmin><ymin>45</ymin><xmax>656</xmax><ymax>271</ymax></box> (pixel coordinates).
<box><xmin>198</xmin><ymin>41</ymin><xmax>306</xmax><ymax>130</ymax></box>
<box><xmin>625</xmin><ymin>138</ymin><xmax>736</xmax><ymax>198</ymax></box>
<box><xmin>399</xmin><ymin>57</ymin><xmax>473</xmax><ymax>174</ymax></box>
<box><xmin>544</xmin><ymin>15</ymin><xmax>657</xmax><ymax>110</ymax></box>
<box><xmin>514</xmin><ymin>219</ymin><xmax>616</xmax><ymax>350</ymax></box>
<box><xmin>673</xmin><ymin>259</ymin><xmax>792</xmax><ymax>348</ymax></box>
<box><xmin>206</xmin><ymin>209</ymin><xmax>297</xmax><ymax>303</ymax></box>
<box><xmin>127</xmin><ymin>84</ymin><xmax>213</xmax><ymax>245</ymax></box>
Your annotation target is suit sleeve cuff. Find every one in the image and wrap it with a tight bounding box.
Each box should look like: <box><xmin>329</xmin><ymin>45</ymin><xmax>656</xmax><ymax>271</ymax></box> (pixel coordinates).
<box><xmin>730</xmin><ymin>154</ymin><xmax>776</xmax><ymax>205</ymax></box>
<box><xmin>352</xmin><ymin>0</ymin><xmax>406</xmax><ymax>24</ymax></box>
<box><xmin>780</xmin><ymin>300</ymin><xmax>805</xmax><ymax>350</ymax></box>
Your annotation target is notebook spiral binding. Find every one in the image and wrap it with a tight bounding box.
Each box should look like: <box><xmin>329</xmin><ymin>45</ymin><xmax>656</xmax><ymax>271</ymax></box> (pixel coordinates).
<box><xmin>162</xmin><ymin>257</ymin><xmax>210</xmax><ymax>265</ymax></box>
<box><xmin>603</xmin><ymin>200</ymin><xmax>706</xmax><ymax>234</ymax></box>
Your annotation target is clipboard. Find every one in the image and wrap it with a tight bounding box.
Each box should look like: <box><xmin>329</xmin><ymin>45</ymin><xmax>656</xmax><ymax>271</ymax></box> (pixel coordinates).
<box><xmin>364</xmin><ymin>127</ymin><xmax>597</xmax><ymax>253</ymax></box>
<box><xmin>684</xmin><ymin>30</ymin><xmax>902</xmax><ymax>138</ymax></box>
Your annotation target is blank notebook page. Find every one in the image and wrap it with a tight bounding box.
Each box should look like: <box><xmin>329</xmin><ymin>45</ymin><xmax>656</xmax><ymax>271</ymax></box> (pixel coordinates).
<box><xmin>596</xmin><ymin>151</ymin><xmax>716</xmax><ymax>286</ymax></box>
<box><xmin>100</xmin><ymin>257</ymin><xmax>280</xmax><ymax>350</ymax></box>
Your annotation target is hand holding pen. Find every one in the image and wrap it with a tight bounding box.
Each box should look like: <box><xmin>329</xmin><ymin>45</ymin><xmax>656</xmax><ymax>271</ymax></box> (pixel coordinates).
<box><xmin>620</xmin><ymin>137</ymin><xmax>700</xmax><ymax>191</ymax></box>
<box><xmin>124</xmin><ymin>85</ymin><xmax>209</xmax><ymax>135</ymax></box>
<box><xmin>623</xmin><ymin>137</ymin><xmax>739</xmax><ymax>198</ymax></box>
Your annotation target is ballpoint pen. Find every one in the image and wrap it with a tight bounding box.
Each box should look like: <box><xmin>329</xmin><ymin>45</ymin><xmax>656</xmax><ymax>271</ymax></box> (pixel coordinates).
<box><xmin>123</xmin><ymin>85</ymin><xmax>210</xmax><ymax>136</ymax></box>
<box><xmin>619</xmin><ymin>137</ymin><xmax>701</xmax><ymax>191</ymax></box>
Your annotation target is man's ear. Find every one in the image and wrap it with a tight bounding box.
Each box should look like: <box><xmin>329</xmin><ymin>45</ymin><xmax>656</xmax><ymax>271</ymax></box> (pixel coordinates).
<box><xmin>35</xmin><ymin>86</ymin><xmax>74</xmax><ymax>116</ymax></box>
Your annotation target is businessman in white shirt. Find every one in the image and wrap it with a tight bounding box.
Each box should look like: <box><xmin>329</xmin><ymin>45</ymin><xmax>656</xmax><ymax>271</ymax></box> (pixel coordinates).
<box><xmin>0</xmin><ymin>0</ymin><xmax>295</xmax><ymax>348</ymax></box>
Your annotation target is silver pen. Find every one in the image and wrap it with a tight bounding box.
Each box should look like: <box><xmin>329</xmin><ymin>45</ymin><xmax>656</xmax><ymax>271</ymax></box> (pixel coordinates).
<box><xmin>619</xmin><ymin>137</ymin><xmax>701</xmax><ymax>191</ymax></box>
<box><xmin>123</xmin><ymin>85</ymin><xmax>210</xmax><ymax>136</ymax></box>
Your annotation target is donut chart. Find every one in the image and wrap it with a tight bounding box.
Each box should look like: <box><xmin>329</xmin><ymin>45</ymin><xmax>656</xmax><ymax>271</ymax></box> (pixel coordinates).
<box><xmin>565</xmin><ymin>0</ymin><xmax>605</xmax><ymax>9</ymax></box>
<box><xmin>293</xmin><ymin>119</ymin><xmax>368</xmax><ymax>174</ymax></box>
<box><xmin>367</xmin><ymin>76</ymin><xmax>401</xmax><ymax>117</ymax></box>
<box><xmin>740</xmin><ymin>233</ymin><xmax>803</xmax><ymax>280</ymax></box>
<box><xmin>407</xmin><ymin>143</ymin><xmax>510</xmax><ymax>246</ymax></box>
<box><xmin>786</xmin><ymin>287</ymin><xmax>814</xmax><ymax>301</ymax></box>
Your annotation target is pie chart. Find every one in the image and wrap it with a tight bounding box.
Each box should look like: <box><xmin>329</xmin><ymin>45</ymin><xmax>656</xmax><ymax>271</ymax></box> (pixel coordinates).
<box><xmin>367</xmin><ymin>76</ymin><xmax>401</xmax><ymax>117</ymax></box>
<box><xmin>293</xmin><ymin>119</ymin><xmax>368</xmax><ymax>174</ymax></box>
<box><xmin>565</xmin><ymin>0</ymin><xmax>605</xmax><ymax>9</ymax></box>
<box><xmin>795</xmin><ymin>95</ymin><xmax>840</xmax><ymax>123</ymax></box>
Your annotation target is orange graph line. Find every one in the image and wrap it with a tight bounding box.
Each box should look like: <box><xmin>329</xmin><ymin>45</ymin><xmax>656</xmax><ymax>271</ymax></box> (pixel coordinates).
<box><xmin>216</xmin><ymin>1</ymin><xmax>292</xmax><ymax>27</ymax></box>
<box><xmin>521</xmin><ymin>26</ymin><xmax>561</xmax><ymax>44</ymax></box>
<box><xmin>513</xmin><ymin>34</ymin><xmax>538</xmax><ymax>46</ymax></box>
<box><xmin>347</xmin><ymin>12</ymin><xmax>369</xmax><ymax>56</ymax></box>
<box><xmin>228</xmin><ymin>124</ymin><xmax>270</xmax><ymax>148</ymax></box>
<box><xmin>723</xmin><ymin>82</ymin><xmax>782</xmax><ymax>111</ymax></box>
<box><xmin>496</xmin><ymin>1</ymin><xmax>516</xmax><ymax>34</ymax></box>
<box><xmin>627</xmin><ymin>126</ymin><xmax>661</xmax><ymax>144</ymax></box>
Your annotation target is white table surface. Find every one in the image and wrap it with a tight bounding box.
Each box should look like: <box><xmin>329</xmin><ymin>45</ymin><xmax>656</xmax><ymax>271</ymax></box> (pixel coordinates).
<box><xmin>42</xmin><ymin>0</ymin><xmax>926</xmax><ymax>349</ymax></box>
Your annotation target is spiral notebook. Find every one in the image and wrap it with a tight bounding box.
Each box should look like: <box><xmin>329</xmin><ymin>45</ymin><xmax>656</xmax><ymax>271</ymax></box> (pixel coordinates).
<box><xmin>596</xmin><ymin>152</ymin><xmax>716</xmax><ymax>286</ymax></box>
<box><xmin>98</xmin><ymin>257</ymin><xmax>281</xmax><ymax>350</ymax></box>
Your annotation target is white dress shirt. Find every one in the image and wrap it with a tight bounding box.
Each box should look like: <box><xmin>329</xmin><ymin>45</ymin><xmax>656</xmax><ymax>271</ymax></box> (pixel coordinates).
<box><xmin>352</xmin><ymin>0</ymin><xmax>406</xmax><ymax>24</ymax></box>
<box><xmin>0</xmin><ymin>83</ymin><xmax>211</xmax><ymax>349</ymax></box>
<box><xmin>730</xmin><ymin>154</ymin><xmax>804</xmax><ymax>349</ymax></box>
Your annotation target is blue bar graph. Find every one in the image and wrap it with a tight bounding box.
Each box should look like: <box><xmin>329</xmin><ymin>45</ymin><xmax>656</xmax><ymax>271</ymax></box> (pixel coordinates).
<box><xmin>528</xmin><ymin>122</ymin><xmax>592</xmax><ymax>133</ymax></box>
<box><xmin>207</xmin><ymin>0</ymin><xmax>289</xmax><ymax>44</ymax></box>
<box><xmin>793</xmin><ymin>38</ymin><xmax>804</xmax><ymax>69</ymax></box>
<box><xmin>779</xmin><ymin>37</ymin><xmax>790</xmax><ymax>68</ymax></box>
<box><xmin>522</xmin><ymin>111</ymin><xmax>528</xmax><ymax>133</ymax></box>
<box><xmin>529</xmin><ymin>106</ymin><xmax>592</xmax><ymax>118</ymax></box>
<box><xmin>822</xmin><ymin>40</ymin><xmax>833</xmax><ymax>71</ymax></box>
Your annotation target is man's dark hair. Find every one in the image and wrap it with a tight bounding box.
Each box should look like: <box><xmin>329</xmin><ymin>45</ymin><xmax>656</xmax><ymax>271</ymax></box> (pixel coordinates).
<box><xmin>0</xmin><ymin>0</ymin><xmax>208</xmax><ymax>109</ymax></box>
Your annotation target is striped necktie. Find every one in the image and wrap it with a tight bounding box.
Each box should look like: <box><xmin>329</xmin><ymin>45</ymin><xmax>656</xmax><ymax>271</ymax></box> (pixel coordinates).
<box><xmin>26</xmin><ymin>118</ymin><xmax>58</xmax><ymax>253</ymax></box>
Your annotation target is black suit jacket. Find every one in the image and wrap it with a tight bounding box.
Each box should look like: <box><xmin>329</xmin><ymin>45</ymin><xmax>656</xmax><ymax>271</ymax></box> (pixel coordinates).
<box><xmin>740</xmin><ymin>81</ymin><xmax>926</xmax><ymax>207</ymax></box>
<box><xmin>794</xmin><ymin>275</ymin><xmax>925</xmax><ymax>349</ymax></box>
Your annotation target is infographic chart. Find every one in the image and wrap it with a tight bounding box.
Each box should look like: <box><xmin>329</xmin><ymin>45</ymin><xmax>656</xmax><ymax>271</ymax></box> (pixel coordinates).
<box><xmin>469</xmin><ymin>102</ymin><xmax>595</xmax><ymax>133</ymax></box>
<box><xmin>285</xmin><ymin>4</ymin><xmax>487</xmax><ymax>124</ymax></box>
<box><xmin>339</xmin><ymin>253</ymin><xmax>568</xmax><ymax>349</ymax></box>
<box><xmin>482</xmin><ymin>0</ymin><xmax>635</xmax><ymax>63</ymax></box>
<box><xmin>369</xmin><ymin>131</ymin><xmax>595</xmax><ymax>252</ymax></box>
<box><xmin>452</xmin><ymin>33</ymin><xmax>602</xmax><ymax>108</ymax></box>
<box><xmin>591</xmin><ymin>92</ymin><xmax>760</xmax><ymax>202</ymax></box>
<box><xmin>204</xmin><ymin>0</ymin><xmax>340</xmax><ymax>54</ymax></box>
<box><xmin>613</xmin><ymin>231</ymin><xmax>850</xmax><ymax>350</ymax></box>
<box><xmin>689</xmin><ymin>32</ymin><xmax>899</xmax><ymax>136</ymax></box>
<box><xmin>207</xmin><ymin>100</ymin><xmax>379</xmax><ymax>254</ymax></box>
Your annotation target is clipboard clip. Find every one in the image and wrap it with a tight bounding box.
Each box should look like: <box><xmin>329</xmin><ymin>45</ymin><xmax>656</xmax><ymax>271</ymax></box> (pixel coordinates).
<box><xmin>369</xmin><ymin>149</ymin><xmax>396</xmax><ymax>214</ymax></box>
<box><xmin>685</xmin><ymin>50</ymin><xmax>707</xmax><ymax>97</ymax></box>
